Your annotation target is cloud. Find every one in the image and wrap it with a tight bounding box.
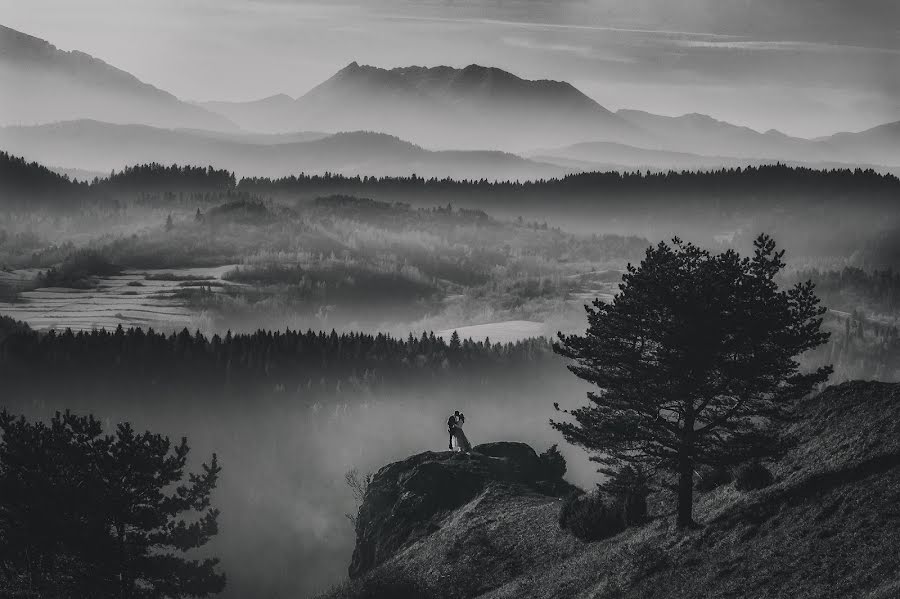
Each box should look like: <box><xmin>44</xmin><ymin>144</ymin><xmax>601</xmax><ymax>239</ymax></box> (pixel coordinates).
<box><xmin>501</xmin><ymin>36</ymin><xmax>637</xmax><ymax>63</ymax></box>
<box><xmin>675</xmin><ymin>39</ymin><xmax>900</xmax><ymax>54</ymax></box>
<box><xmin>385</xmin><ymin>14</ymin><xmax>740</xmax><ymax>39</ymax></box>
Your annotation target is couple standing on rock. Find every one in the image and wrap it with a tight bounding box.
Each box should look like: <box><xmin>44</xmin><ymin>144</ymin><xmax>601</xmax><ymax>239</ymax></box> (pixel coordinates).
<box><xmin>447</xmin><ymin>411</ymin><xmax>472</xmax><ymax>453</ymax></box>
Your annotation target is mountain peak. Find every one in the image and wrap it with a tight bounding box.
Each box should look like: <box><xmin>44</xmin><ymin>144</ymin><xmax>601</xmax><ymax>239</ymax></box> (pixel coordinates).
<box><xmin>460</xmin><ymin>63</ymin><xmax>497</xmax><ymax>75</ymax></box>
<box><xmin>286</xmin><ymin>61</ymin><xmax>633</xmax><ymax>150</ymax></box>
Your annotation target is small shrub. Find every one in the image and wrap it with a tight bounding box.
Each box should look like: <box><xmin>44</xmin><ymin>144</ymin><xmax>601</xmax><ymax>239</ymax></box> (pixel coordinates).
<box><xmin>345</xmin><ymin>468</ymin><xmax>372</xmax><ymax>527</ymax></box>
<box><xmin>601</xmin><ymin>466</ymin><xmax>649</xmax><ymax>526</ymax></box>
<box><xmin>35</xmin><ymin>250</ymin><xmax>120</xmax><ymax>289</ymax></box>
<box><xmin>695</xmin><ymin>464</ymin><xmax>733</xmax><ymax>492</ymax></box>
<box><xmin>559</xmin><ymin>492</ymin><xmax>625</xmax><ymax>541</ymax></box>
<box><xmin>734</xmin><ymin>461</ymin><xmax>774</xmax><ymax>491</ymax></box>
<box><xmin>539</xmin><ymin>444</ymin><xmax>567</xmax><ymax>480</ymax></box>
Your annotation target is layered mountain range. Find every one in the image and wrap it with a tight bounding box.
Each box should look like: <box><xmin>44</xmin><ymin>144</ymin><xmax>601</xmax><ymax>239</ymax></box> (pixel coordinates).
<box><xmin>0</xmin><ymin>120</ymin><xmax>565</xmax><ymax>180</ymax></box>
<box><xmin>1</xmin><ymin>24</ymin><xmax>897</xmax><ymax>178</ymax></box>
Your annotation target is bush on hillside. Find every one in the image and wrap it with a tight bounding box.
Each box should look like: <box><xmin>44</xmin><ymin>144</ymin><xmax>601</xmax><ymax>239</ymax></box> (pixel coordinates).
<box><xmin>695</xmin><ymin>464</ymin><xmax>734</xmax><ymax>492</ymax></box>
<box><xmin>558</xmin><ymin>492</ymin><xmax>625</xmax><ymax>542</ymax></box>
<box><xmin>602</xmin><ymin>465</ymin><xmax>649</xmax><ymax>526</ymax></box>
<box><xmin>35</xmin><ymin>250</ymin><xmax>120</xmax><ymax>289</ymax></box>
<box><xmin>734</xmin><ymin>461</ymin><xmax>774</xmax><ymax>491</ymax></box>
<box><xmin>206</xmin><ymin>199</ymin><xmax>277</xmax><ymax>224</ymax></box>
<box><xmin>539</xmin><ymin>444</ymin><xmax>567</xmax><ymax>480</ymax></box>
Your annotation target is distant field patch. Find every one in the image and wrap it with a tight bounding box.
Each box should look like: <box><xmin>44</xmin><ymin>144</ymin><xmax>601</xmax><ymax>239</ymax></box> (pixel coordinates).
<box><xmin>438</xmin><ymin>320</ymin><xmax>546</xmax><ymax>344</ymax></box>
<box><xmin>0</xmin><ymin>265</ymin><xmax>237</xmax><ymax>331</ymax></box>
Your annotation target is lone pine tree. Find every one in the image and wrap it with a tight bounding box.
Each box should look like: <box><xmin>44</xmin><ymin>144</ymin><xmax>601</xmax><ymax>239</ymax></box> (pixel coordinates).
<box><xmin>553</xmin><ymin>235</ymin><xmax>831</xmax><ymax>527</ymax></box>
<box><xmin>0</xmin><ymin>410</ymin><xmax>224</xmax><ymax>598</ymax></box>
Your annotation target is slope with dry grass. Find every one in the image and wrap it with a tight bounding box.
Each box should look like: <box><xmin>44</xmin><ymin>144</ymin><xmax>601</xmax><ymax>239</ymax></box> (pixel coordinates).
<box><xmin>321</xmin><ymin>381</ymin><xmax>900</xmax><ymax>599</ymax></box>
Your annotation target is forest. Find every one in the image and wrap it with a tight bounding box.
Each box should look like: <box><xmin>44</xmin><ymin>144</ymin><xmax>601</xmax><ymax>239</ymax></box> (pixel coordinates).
<box><xmin>0</xmin><ymin>317</ymin><xmax>557</xmax><ymax>401</ymax></box>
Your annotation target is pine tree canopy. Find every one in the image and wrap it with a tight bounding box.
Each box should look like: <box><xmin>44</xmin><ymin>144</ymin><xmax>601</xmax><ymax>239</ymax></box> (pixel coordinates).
<box><xmin>0</xmin><ymin>410</ymin><xmax>225</xmax><ymax>598</ymax></box>
<box><xmin>552</xmin><ymin>234</ymin><xmax>832</xmax><ymax>527</ymax></box>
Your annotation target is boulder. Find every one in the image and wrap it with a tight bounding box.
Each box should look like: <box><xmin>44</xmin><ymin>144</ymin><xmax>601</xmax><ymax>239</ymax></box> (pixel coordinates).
<box><xmin>474</xmin><ymin>441</ymin><xmax>543</xmax><ymax>478</ymax></box>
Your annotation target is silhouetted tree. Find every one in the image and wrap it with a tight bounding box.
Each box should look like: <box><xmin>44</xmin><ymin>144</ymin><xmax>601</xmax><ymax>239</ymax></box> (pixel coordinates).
<box><xmin>553</xmin><ymin>235</ymin><xmax>831</xmax><ymax>527</ymax></box>
<box><xmin>0</xmin><ymin>410</ymin><xmax>225</xmax><ymax>598</ymax></box>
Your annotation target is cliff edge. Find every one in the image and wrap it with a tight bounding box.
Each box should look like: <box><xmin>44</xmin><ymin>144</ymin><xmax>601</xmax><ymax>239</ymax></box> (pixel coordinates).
<box><xmin>349</xmin><ymin>441</ymin><xmax>573</xmax><ymax>578</ymax></box>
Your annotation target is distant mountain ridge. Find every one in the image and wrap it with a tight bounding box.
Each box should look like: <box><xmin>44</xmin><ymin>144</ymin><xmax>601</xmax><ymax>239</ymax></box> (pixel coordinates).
<box><xmin>0</xmin><ymin>24</ymin><xmax>234</xmax><ymax>131</ymax></box>
<box><xmin>528</xmin><ymin>139</ymin><xmax>900</xmax><ymax>177</ymax></box>
<box><xmin>317</xmin><ymin>62</ymin><xmax>610</xmax><ymax>114</ymax></box>
<box><xmin>203</xmin><ymin>62</ymin><xmax>899</xmax><ymax>166</ymax></box>
<box><xmin>614</xmin><ymin>110</ymin><xmax>900</xmax><ymax>166</ymax></box>
<box><xmin>0</xmin><ymin>120</ymin><xmax>567</xmax><ymax>180</ymax></box>
<box><xmin>201</xmin><ymin>61</ymin><xmax>638</xmax><ymax>151</ymax></box>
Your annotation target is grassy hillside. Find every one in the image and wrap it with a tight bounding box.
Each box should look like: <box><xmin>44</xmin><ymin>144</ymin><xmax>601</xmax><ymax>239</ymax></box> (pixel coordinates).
<box><xmin>323</xmin><ymin>381</ymin><xmax>900</xmax><ymax>599</ymax></box>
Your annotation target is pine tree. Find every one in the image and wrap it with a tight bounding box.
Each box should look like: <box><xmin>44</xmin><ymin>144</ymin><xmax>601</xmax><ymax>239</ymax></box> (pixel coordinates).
<box><xmin>0</xmin><ymin>410</ymin><xmax>225</xmax><ymax>597</ymax></box>
<box><xmin>553</xmin><ymin>235</ymin><xmax>831</xmax><ymax>527</ymax></box>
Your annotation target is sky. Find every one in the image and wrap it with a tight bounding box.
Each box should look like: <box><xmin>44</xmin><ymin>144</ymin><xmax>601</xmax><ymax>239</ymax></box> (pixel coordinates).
<box><xmin>2</xmin><ymin>0</ymin><xmax>898</xmax><ymax>137</ymax></box>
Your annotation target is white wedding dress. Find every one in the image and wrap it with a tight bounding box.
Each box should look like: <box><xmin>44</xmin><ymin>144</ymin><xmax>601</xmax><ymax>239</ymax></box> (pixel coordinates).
<box><xmin>451</xmin><ymin>422</ymin><xmax>472</xmax><ymax>453</ymax></box>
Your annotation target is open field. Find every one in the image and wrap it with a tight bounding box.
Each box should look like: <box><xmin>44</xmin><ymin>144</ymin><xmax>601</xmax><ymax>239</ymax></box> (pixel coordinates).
<box><xmin>0</xmin><ymin>266</ymin><xmax>236</xmax><ymax>331</ymax></box>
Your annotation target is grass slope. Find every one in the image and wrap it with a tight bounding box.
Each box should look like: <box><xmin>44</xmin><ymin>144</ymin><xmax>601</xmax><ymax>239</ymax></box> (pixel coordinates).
<box><xmin>324</xmin><ymin>381</ymin><xmax>900</xmax><ymax>599</ymax></box>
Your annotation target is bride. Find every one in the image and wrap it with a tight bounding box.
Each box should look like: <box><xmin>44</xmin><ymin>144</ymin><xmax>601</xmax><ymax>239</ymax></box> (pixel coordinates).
<box><xmin>449</xmin><ymin>411</ymin><xmax>472</xmax><ymax>453</ymax></box>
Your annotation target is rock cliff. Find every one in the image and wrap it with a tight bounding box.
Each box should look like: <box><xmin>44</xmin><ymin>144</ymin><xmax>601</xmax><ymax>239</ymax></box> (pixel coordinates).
<box><xmin>349</xmin><ymin>441</ymin><xmax>573</xmax><ymax>578</ymax></box>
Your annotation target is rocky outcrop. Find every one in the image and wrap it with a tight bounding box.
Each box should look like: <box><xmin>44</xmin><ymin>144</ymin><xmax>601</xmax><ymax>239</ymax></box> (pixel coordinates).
<box><xmin>348</xmin><ymin>442</ymin><xmax>572</xmax><ymax>578</ymax></box>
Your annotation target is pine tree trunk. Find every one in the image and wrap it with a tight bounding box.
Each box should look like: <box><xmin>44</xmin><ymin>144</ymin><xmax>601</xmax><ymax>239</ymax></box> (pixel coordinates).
<box><xmin>676</xmin><ymin>451</ymin><xmax>694</xmax><ymax>528</ymax></box>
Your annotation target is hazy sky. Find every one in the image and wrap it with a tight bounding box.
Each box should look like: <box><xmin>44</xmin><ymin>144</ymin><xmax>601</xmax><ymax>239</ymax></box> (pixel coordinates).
<box><xmin>2</xmin><ymin>0</ymin><xmax>898</xmax><ymax>137</ymax></box>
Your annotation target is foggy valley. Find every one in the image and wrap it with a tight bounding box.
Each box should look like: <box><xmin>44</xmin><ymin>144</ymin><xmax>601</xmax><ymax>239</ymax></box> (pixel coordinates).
<box><xmin>1</xmin><ymin>2</ymin><xmax>900</xmax><ymax>598</ymax></box>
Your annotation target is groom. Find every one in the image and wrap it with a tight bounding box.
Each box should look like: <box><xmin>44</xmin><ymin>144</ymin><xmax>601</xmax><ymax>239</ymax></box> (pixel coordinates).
<box><xmin>447</xmin><ymin>411</ymin><xmax>461</xmax><ymax>450</ymax></box>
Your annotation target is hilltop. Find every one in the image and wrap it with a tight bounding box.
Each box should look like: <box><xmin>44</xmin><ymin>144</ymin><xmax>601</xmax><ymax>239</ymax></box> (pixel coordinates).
<box><xmin>322</xmin><ymin>381</ymin><xmax>900</xmax><ymax>599</ymax></box>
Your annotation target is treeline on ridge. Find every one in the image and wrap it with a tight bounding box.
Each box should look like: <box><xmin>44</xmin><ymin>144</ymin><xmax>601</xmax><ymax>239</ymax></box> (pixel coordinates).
<box><xmin>0</xmin><ymin>317</ymin><xmax>558</xmax><ymax>403</ymax></box>
<box><xmin>3</xmin><ymin>151</ymin><xmax>898</xmax><ymax>211</ymax></box>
